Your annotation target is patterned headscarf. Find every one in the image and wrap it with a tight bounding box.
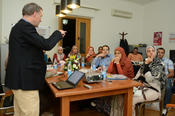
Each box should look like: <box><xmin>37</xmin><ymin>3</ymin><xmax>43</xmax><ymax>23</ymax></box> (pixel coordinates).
<box><xmin>146</xmin><ymin>46</ymin><xmax>157</xmax><ymax>56</ymax></box>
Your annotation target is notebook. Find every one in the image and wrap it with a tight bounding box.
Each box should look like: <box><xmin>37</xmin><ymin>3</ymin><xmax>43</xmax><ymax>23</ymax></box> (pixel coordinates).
<box><xmin>52</xmin><ymin>70</ymin><xmax>85</xmax><ymax>90</ymax></box>
<box><xmin>107</xmin><ymin>74</ymin><xmax>128</xmax><ymax>80</ymax></box>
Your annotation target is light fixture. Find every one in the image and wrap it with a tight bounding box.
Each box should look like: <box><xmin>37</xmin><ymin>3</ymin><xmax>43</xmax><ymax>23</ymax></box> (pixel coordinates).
<box><xmin>67</xmin><ymin>0</ymin><xmax>80</xmax><ymax>9</ymax></box>
<box><xmin>56</xmin><ymin>5</ymin><xmax>66</xmax><ymax>17</ymax></box>
<box><xmin>62</xmin><ymin>19</ymin><xmax>68</xmax><ymax>25</ymax></box>
<box><xmin>61</xmin><ymin>0</ymin><xmax>72</xmax><ymax>14</ymax></box>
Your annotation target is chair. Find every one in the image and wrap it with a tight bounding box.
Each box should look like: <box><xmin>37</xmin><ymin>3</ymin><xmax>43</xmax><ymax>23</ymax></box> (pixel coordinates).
<box><xmin>0</xmin><ymin>85</ymin><xmax>14</xmax><ymax>115</ymax></box>
<box><xmin>135</xmin><ymin>88</ymin><xmax>165</xmax><ymax>116</ymax></box>
<box><xmin>165</xmin><ymin>93</ymin><xmax>175</xmax><ymax>116</ymax></box>
<box><xmin>165</xmin><ymin>104</ymin><xmax>175</xmax><ymax>116</ymax></box>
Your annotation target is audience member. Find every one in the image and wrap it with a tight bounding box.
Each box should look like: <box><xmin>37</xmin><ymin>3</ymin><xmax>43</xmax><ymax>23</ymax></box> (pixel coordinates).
<box><xmin>128</xmin><ymin>47</ymin><xmax>143</xmax><ymax>62</ymax></box>
<box><xmin>128</xmin><ymin>47</ymin><xmax>143</xmax><ymax>76</ymax></box>
<box><xmin>92</xmin><ymin>45</ymin><xmax>114</xmax><ymax>71</ymax></box>
<box><xmin>107</xmin><ymin>47</ymin><xmax>134</xmax><ymax>79</ymax></box>
<box><xmin>96</xmin><ymin>46</ymin><xmax>103</xmax><ymax>55</ymax></box>
<box><xmin>85</xmin><ymin>46</ymin><xmax>96</xmax><ymax>66</ymax></box>
<box><xmin>157</xmin><ymin>47</ymin><xmax>174</xmax><ymax>115</ymax></box>
<box><xmin>94</xmin><ymin>47</ymin><xmax>134</xmax><ymax>115</ymax></box>
<box><xmin>68</xmin><ymin>45</ymin><xmax>81</xmax><ymax>59</ymax></box>
<box><xmin>90</xmin><ymin>45</ymin><xmax>113</xmax><ymax>115</ymax></box>
<box><xmin>109</xmin><ymin>46</ymin><xmax>166</xmax><ymax>116</ymax></box>
<box><xmin>131</xmin><ymin>46</ymin><xmax>166</xmax><ymax>116</ymax></box>
<box><xmin>53</xmin><ymin>46</ymin><xmax>66</xmax><ymax>64</ymax></box>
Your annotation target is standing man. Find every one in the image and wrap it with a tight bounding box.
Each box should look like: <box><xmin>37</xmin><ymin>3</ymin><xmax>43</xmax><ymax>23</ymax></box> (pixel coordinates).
<box><xmin>5</xmin><ymin>3</ymin><xmax>66</xmax><ymax>116</ymax></box>
<box><xmin>157</xmin><ymin>48</ymin><xmax>174</xmax><ymax>115</ymax></box>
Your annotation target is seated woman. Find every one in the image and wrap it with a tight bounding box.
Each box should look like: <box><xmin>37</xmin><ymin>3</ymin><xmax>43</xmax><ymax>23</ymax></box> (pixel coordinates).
<box><xmin>68</xmin><ymin>45</ymin><xmax>81</xmax><ymax>59</ymax></box>
<box><xmin>107</xmin><ymin>47</ymin><xmax>134</xmax><ymax>116</ymax></box>
<box><xmin>85</xmin><ymin>46</ymin><xmax>96</xmax><ymax>66</ymax></box>
<box><xmin>131</xmin><ymin>46</ymin><xmax>166</xmax><ymax>116</ymax></box>
<box><xmin>110</xmin><ymin>46</ymin><xmax>166</xmax><ymax>116</ymax></box>
<box><xmin>107</xmin><ymin>47</ymin><xmax>134</xmax><ymax>79</ymax></box>
<box><xmin>53</xmin><ymin>46</ymin><xmax>66</xmax><ymax>64</ymax></box>
<box><xmin>96</xmin><ymin>46</ymin><xmax>103</xmax><ymax>55</ymax></box>
<box><xmin>94</xmin><ymin>47</ymin><xmax>134</xmax><ymax>115</ymax></box>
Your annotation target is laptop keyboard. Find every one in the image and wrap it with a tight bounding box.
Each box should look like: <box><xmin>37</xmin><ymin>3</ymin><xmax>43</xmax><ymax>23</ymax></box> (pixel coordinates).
<box><xmin>56</xmin><ymin>81</ymin><xmax>73</xmax><ymax>88</ymax></box>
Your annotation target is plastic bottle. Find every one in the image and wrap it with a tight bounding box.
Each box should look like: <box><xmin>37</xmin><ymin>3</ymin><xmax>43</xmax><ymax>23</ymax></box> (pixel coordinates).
<box><xmin>67</xmin><ymin>61</ymin><xmax>72</xmax><ymax>77</ymax></box>
<box><xmin>101</xmin><ymin>63</ymin><xmax>107</xmax><ymax>80</ymax></box>
<box><xmin>81</xmin><ymin>57</ymin><xmax>85</xmax><ymax>68</ymax></box>
<box><xmin>53</xmin><ymin>58</ymin><xmax>57</xmax><ymax>70</ymax></box>
<box><xmin>91</xmin><ymin>62</ymin><xmax>96</xmax><ymax>71</ymax></box>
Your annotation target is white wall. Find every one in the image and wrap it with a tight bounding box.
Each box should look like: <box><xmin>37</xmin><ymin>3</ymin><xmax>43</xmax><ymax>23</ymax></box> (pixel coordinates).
<box><xmin>1</xmin><ymin>0</ymin><xmax>59</xmax><ymax>59</ymax></box>
<box><xmin>1</xmin><ymin>0</ymin><xmax>144</xmax><ymax>58</ymax></box>
<box><xmin>143</xmin><ymin>0</ymin><xmax>175</xmax><ymax>58</ymax></box>
<box><xmin>0</xmin><ymin>0</ymin><xmax>2</xmax><ymax>42</ymax></box>
<box><xmin>73</xmin><ymin>0</ymin><xmax>144</xmax><ymax>53</ymax></box>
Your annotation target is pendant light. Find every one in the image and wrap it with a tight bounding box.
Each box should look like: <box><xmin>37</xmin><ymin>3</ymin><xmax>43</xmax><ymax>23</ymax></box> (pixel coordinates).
<box><xmin>61</xmin><ymin>0</ymin><xmax>72</xmax><ymax>14</ymax></box>
<box><xmin>56</xmin><ymin>5</ymin><xmax>66</xmax><ymax>17</ymax></box>
<box><xmin>67</xmin><ymin>0</ymin><xmax>80</xmax><ymax>9</ymax></box>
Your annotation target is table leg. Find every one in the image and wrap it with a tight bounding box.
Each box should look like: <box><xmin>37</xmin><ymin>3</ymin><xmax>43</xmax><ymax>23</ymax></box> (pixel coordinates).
<box><xmin>60</xmin><ymin>97</ymin><xmax>70</xmax><ymax>116</ymax></box>
<box><xmin>124</xmin><ymin>88</ymin><xmax>133</xmax><ymax>116</ymax></box>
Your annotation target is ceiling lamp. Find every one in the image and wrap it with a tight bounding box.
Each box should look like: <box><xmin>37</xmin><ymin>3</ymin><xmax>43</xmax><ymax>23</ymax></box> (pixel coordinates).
<box><xmin>61</xmin><ymin>0</ymin><xmax>72</xmax><ymax>14</ymax></box>
<box><xmin>56</xmin><ymin>5</ymin><xmax>66</xmax><ymax>17</ymax></box>
<box><xmin>67</xmin><ymin>0</ymin><xmax>80</xmax><ymax>9</ymax></box>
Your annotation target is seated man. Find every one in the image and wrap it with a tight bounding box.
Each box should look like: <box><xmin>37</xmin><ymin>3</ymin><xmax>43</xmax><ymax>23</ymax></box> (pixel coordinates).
<box><xmin>91</xmin><ymin>45</ymin><xmax>114</xmax><ymax>71</ymax></box>
<box><xmin>157</xmin><ymin>47</ymin><xmax>174</xmax><ymax>115</ymax></box>
<box><xmin>128</xmin><ymin>47</ymin><xmax>143</xmax><ymax>62</ymax></box>
<box><xmin>128</xmin><ymin>47</ymin><xmax>143</xmax><ymax>76</ymax></box>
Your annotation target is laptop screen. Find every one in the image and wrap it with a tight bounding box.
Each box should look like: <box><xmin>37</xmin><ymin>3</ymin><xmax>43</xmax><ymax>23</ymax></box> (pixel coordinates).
<box><xmin>67</xmin><ymin>71</ymin><xmax>85</xmax><ymax>85</ymax></box>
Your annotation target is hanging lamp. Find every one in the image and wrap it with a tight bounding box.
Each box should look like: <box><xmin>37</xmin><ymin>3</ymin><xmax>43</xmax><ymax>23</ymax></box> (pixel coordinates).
<box><xmin>56</xmin><ymin>5</ymin><xmax>66</xmax><ymax>17</ymax></box>
<box><xmin>67</xmin><ymin>0</ymin><xmax>80</xmax><ymax>9</ymax></box>
<box><xmin>61</xmin><ymin>0</ymin><xmax>72</xmax><ymax>14</ymax></box>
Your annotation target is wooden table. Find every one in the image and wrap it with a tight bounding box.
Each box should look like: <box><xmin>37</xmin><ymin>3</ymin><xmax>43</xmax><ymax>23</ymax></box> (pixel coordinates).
<box><xmin>46</xmin><ymin>75</ymin><xmax>141</xmax><ymax>116</ymax></box>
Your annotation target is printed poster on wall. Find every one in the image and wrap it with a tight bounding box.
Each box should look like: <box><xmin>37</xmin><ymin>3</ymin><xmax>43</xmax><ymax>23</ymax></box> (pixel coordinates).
<box><xmin>153</xmin><ymin>32</ymin><xmax>162</xmax><ymax>46</ymax></box>
<box><xmin>169</xmin><ymin>33</ymin><xmax>175</xmax><ymax>42</ymax></box>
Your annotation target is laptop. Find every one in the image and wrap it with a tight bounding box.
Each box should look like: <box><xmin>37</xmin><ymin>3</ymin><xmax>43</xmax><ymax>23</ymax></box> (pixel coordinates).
<box><xmin>52</xmin><ymin>70</ymin><xmax>85</xmax><ymax>90</ymax></box>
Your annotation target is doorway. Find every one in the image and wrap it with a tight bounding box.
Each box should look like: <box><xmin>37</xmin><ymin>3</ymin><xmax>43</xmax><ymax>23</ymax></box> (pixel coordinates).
<box><xmin>59</xmin><ymin>16</ymin><xmax>91</xmax><ymax>57</ymax></box>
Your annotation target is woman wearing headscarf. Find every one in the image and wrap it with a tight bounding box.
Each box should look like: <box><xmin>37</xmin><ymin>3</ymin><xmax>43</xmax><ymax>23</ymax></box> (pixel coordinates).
<box><xmin>85</xmin><ymin>46</ymin><xmax>96</xmax><ymax>66</ymax></box>
<box><xmin>94</xmin><ymin>47</ymin><xmax>134</xmax><ymax>115</ymax></box>
<box><xmin>108</xmin><ymin>47</ymin><xmax>134</xmax><ymax>116</ymax></box>
<box><xmin>53</xmin><ymin>46</ymin><xmax>66</xmax><ymax>64</ymax></box>
<box><xmin>107</xmin><ymin>47</ymin><xmax>134</xmax><ymax>79</ymax></box>
<box><xmin>110</xmin><ymin>46</ymin><xmax>166</xmax><ymax>116</ymax></box>
<box><xmin>68</xmin><ymin>45</ymin><xmax>81</xmax><ymax>59</ymax></box>
<box><xmin>131</xmin><ymin>46</ymin><xmax>166</xmax><ymax>116</ymax></box>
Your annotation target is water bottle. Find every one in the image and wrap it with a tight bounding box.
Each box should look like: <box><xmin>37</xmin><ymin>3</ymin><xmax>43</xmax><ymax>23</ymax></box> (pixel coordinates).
<box><xmin>91</xmin><ymin>62</ymin><xmax>96</xmax><ymax>71</ymax></box>
<box><xmin>101</xmin><ymin>64</ymin><xmax>107</xmax><ymax>80</ymax></box>
<box><xmin>53</xmin><ymin>58</ymin><xmax>57</xmax><ymax>70</ymax></box>
<box><xmin>67</xmin><ymin>61</ymin><xmax>72</xmax><ymax>77</ymax></box>
<box><xmin>81</xmin><ymin>57</ymin><xmax>85</xmax><ymax>68</ymax></box>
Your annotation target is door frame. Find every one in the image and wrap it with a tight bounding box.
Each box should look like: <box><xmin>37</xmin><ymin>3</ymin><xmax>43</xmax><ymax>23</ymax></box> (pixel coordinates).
<box><xmin>58</xmin><ymin>16</ymin><xmax>91</xmax><ymax>57</ymax></box>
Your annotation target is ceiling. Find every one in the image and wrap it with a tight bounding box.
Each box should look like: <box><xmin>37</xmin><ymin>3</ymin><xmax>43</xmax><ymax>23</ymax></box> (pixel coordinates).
<box><xmin>123</xmin><ymin>0</ymin><xmax>159</xmax><ymax>5</ymax></box>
